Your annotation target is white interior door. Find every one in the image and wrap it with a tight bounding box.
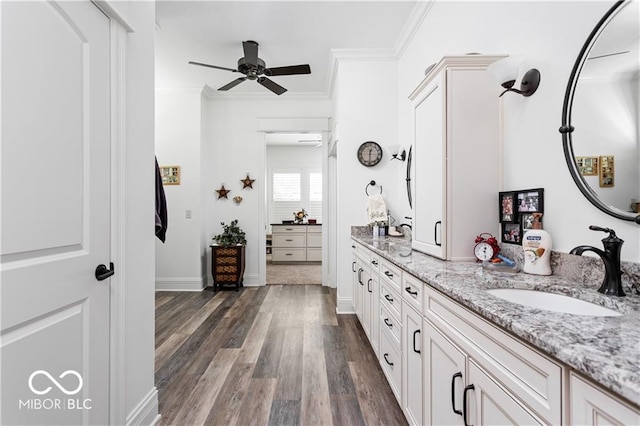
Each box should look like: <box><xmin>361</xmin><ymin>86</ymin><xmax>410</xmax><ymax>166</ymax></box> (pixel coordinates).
<box><xmin>1</xmin><ymin>1</ymin><xmax>111</xmax><ymax>424</ymax></box>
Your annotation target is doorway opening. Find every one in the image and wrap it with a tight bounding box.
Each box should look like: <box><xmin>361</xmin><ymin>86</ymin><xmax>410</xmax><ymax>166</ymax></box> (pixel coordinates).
<box><xmin>265</xmin><ymin>132</ymin><xmax>323</xmax><ymax>285</ymax></box>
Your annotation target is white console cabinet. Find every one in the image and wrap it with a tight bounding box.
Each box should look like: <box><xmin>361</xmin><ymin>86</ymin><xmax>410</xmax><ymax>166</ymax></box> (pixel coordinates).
<box><xmin>271</xmin><ymin>224</ymin><xmax>321</xmax><ymax>263</ymax></box>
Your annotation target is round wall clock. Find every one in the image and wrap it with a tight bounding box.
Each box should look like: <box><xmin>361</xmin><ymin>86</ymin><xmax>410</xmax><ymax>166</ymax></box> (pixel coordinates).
<box><xmin>357</xmin><ymin>141</ymin><xmax>383</xmax><ymax>167</ymax></box>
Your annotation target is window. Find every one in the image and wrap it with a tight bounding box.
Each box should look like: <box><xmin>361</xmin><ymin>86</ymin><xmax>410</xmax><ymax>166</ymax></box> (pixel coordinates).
<box><xmin>270</xmin><ymin>169</ymin><xmax>322</xmax><ymax>225</ymax></box>
<box><xmin>272</xmin><ymin>172</ymin><xmax>301</xmax><ymax>201</ymax></box>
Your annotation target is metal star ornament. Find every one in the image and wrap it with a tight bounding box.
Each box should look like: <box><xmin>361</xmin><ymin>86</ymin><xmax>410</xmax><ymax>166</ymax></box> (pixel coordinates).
<box><xmin>241</xmin><ymin>174</ymin><xmax>255</xmax><ymax>189</ymax></box>
<box><xmin>216</xmin><ymin>185</ymin><xmax>231</xmax><ymax>199</ymax></box>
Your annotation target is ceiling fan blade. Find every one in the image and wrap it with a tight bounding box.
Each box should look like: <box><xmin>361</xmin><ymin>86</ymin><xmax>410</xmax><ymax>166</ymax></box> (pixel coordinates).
<box><xmin>188</xmin><ymin>61</ymin><xmax>238</xmax><ymax>73</ymax></box>
<box><xmin>265</xmin><ymin>64</ymin><xmax>311</xmax><ymax>76</ymax></box>
<box><xmin>218</xmin><ymin>77</ymin><xmax>247</xmax><ymax>91</ymax></box>
<box><xmin>243</xmin><ymin>40</ymin><xmax>259</xmax><ymax>66</ymax></box>
<box><xmin>257</xmin><ymin>77</ymin><xmax>287</xmax><ymax>95</ymax></box>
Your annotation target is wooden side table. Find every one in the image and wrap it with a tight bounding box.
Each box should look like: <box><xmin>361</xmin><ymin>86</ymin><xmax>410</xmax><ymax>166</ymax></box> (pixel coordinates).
<box><xmin>210</xmin><ymin>244</ymin><xmax>245</xmax><ymax>292</ymax></box>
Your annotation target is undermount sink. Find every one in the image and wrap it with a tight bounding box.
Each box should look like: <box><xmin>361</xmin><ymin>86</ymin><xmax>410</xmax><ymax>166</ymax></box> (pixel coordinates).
<box><xmin>486</xmin><ymin>289</ymin><xmax>622</xmax><ymax>317</ymax></box>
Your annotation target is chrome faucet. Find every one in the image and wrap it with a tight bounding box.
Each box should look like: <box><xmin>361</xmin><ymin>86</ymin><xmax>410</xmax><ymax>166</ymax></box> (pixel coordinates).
<box><xmin>570</xmin><ymin>226</ymin><xmax>625</xmax><ymax>297</ymax></box>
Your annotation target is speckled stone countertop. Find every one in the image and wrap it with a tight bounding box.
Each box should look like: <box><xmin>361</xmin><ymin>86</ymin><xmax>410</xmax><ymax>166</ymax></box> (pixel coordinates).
<box><xmin>351</xmin><ymin>234</ymin><xmax>640</xmax><ymax>407</ymax></box>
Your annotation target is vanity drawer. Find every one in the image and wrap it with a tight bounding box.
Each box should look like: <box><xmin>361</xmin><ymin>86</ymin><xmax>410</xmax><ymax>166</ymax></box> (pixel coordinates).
<box><xmin>306</xmin><ymin>248</ymin><xmax>321</xmax><ymax>262</ymax></box>
<box><xmin>273</xmin><ymin>234</ymin><xmax>306</xmax><ymax>247</ymax></box>
<box><xmin>380</xmin><ymin>259</ymin><xmax>402</xmax><ymax>293</ymax></box>
<box><xmin>351</xmin><ymin>241</ymin><xmax>370</xmax><ymax>263</ymax></box>
<box><xmin>272</xmin><ymin>248</ymin><xmax>306</xmax><ymax>262</ymax></box>
<box><xmin>369</xmin><ymin>253</ymin><xmax>381</xmax><ymax>273</ymax></box>
<box><xmin>307</xmin><ymin>234</ymin><xmax>322</xmax><ymax>247</ymax></box>
<box><xmin>273</xmin><ymin>225</ymin><xmax>305</xmax><ymax>234</ymax></box>
<box><xmin>402</xmin><ymin>272</ymin><xmax>423</xmax><ymax>312</ymax></box>
<box><xmin>380</xmin><ymin>303</ymin><xmax>401</xmax><ymax>345</ymax></box>
<box><xmin>379</xmin><ymin>281</ymin><xmax>401</xmax><ymax>322</ymax></box>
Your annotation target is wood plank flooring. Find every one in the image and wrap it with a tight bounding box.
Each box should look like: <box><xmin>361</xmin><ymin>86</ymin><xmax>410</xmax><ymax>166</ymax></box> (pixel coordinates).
<box><xmin>156</xmin><ymin>285</ymin><xmax>407</xmax><ymax>426</ymax></box>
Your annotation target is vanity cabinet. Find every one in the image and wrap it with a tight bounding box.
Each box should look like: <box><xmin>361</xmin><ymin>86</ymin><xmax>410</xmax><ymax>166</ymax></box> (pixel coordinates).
<box><xmin>570</xmin><ymin>373</ymin><xmax>640</xmax><ymax>425</ymax></box>
<box><xmin>351</xmin><ymin>242</ymin><xmax>380</xmax><ymax>355</ymax></box>
<box><xmin>409</xmin><ymin>55</ymin><xmax>503</xmax><ymax>260</ymax></box>
<box><xmin>401</xmin><ymin>298</ymin><xmax>423</xmax><ymax>425</ymax></box>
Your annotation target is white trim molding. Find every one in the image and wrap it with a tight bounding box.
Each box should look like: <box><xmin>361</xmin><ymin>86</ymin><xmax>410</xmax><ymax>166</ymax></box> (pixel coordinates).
<box><xmin>155</xmin><ymin>277</ymin><xmax>205</xmax><ymax>291</ymax></box>
<box><xmin>336</xmin><ymin>297</ymin><xmax>355</xmax><ymax>315</ymax></box>
<box><xmin>126</xmin><ymin>387</ymin><xmax>159</xmax><ymax>426</ymax></box>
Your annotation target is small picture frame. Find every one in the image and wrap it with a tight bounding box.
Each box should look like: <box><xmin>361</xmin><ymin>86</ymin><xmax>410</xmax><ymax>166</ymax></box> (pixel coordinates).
<box><xmin>599</xmin><ymin>155</ymin><xmax>614</xmax><ymax>187</ymax></box>
<box><xmin>516</xmin><ymin>188</ymin><xmax>544</xmax><ymax>213</ymax></box>
<box><xmin>160</xmin><ymin>165</ymin><xmax>181</xmax><ymax>185</ymax></box>
<box><xmin>502</xmin><ymin>223</ymin><xmax>521</xmax><ymax>245</ymax></box>
<box><xmin>575</xmin><ymin>156</ymin><xmax>599</xmax><ymax>176</ymax></box>
<box><xmin>521</xmin><ymin>213</ymin><xmax>536</xmax><ymax>231</ymax></box>
<box><xmin>499</xmin><ymin>191</ymin><xmax>516</xmax><ymax>223</ymax></box>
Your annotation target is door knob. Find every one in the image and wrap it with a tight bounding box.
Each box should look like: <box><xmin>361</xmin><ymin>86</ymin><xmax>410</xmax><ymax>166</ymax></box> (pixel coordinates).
<box><xmin>95</xmin><ymin>262</ymin><xmax>115</xmax><ymax>281</ymax></box>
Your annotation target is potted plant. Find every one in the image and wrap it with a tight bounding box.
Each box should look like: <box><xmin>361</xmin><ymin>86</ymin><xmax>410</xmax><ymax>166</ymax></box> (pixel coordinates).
<box><xmin>210</xmin><ymin>220</ymin><xmax>246</xmax><ymax>292</ymax></box>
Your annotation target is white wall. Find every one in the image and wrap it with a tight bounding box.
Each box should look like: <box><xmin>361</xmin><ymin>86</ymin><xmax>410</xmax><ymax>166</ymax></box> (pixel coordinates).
<box><xmin>396</xmin><ymin>1</ymin><xmax>640</xmax><ymax>261</ymax></box>
<box><xmin>155</xmin><ymin>89</ymin><xmax>205</xmax><ymax>290</ymax></box>
<box><xmin>203</xmin><ymin>97</ymin><xmax>331</xmax><ymax>286</ymax></box>
<box><xmin>333</xmin><ymin>59</ymin><xmax>400</xmax><ymax>312</ymax></box>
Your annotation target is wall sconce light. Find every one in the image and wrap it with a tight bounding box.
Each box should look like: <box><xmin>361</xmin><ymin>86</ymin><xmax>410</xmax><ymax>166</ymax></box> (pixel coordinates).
<box><xmin>390</xmin><ymin>145</ymin><xmax>406</xmax><ymax>162</ymax></box>
<box><xmin>487</xmin><ymin>56</ymin><xmax>541</xmax><ymax>97</ymax></box>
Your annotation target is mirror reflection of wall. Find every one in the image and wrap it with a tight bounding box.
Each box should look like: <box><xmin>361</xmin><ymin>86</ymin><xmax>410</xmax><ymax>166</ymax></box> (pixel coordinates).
<box><xmin>572</xmin><ymin>0</ymin><xmax>639</xmax><ymax>212</ymax></box>
<box><xmin>266</xmin><ymin>133</ymin><xmax>323</xmax><ymax>233</ymax></box>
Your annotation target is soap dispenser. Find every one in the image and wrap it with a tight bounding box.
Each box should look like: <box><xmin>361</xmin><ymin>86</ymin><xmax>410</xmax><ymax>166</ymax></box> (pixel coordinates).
<box><xmin>522</xmin><ymin>213</ymin><xmax>552</xmax><ymax>275</ymax></box>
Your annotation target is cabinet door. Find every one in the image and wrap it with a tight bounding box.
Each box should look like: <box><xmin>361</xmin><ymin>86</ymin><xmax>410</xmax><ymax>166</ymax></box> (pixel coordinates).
<box><xmin>370</xmin><ymin>272</ymin><xmax>380</xmax><ymax>356</ymax></box>
<box><xmin>353</xmin><ymin>254</ymin><xmax>364</xmax><ymax>319</ymax></box>
<box><xmin>362</xmin><ymin>265</ymin><xmax>372</xmax><ymax>337</ymax></box>
<box><xmin>424</xmin><ymin>319</ymin><xmax>466</xmax><ymax>426</ymax></box>
<box><xmin>570</xmin><ymin>373</ymin><xmax>640</xmax><ymax>425</ymax></box>
<box><xmin>466</xmin><ymin>359</ymin><xmax>543</xmax><ymax>426</ymax></box>
<box><xmin>402</xmin><ymin>303</ymin><xmax>423</xmax><ymax>425</ymax></box>
<box><xmin>413</xmin><ymin>77</ymin><xmax>445</xmax><ymax>258</ymax></box>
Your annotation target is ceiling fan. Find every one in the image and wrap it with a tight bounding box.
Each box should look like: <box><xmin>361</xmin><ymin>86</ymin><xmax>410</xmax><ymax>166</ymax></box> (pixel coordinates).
<box><xmin>188</xmin><ymin>40</ymin><xmax>311</xmax><ymax>95</ymax></box>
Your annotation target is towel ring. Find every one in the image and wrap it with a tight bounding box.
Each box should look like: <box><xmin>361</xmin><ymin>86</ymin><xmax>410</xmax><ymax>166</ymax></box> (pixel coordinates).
<box><xmin>365</xmin><ymin>180</ymin><xmax>383</xmax><ymax>196</ymax></box>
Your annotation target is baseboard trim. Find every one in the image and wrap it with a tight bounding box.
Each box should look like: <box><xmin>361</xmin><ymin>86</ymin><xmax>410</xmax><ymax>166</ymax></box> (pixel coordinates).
<box><xmin>126</xmin><ymin>387</ymin><xmax>159</xmax><ymax>426</ymax></box>
<box><xmin>241</xmin><ymin>273</ymin><xmax>260</xmax><ymax>286</ymax></box>
<box><xmin>336</xmin><ymin>297</ymin><xmax>355</xmax><ymax>314</ymax></box>
<box><xmin>155</xmin><ymin>277</ymin><xmax>204</xmax><ymax>291</ymax></box>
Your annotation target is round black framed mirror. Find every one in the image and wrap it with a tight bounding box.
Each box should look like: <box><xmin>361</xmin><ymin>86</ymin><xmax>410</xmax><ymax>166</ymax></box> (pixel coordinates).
<box><xmin>560</xmin><ymin>0</ymin><xmax>640</xmax><ymax>224</ymax></box>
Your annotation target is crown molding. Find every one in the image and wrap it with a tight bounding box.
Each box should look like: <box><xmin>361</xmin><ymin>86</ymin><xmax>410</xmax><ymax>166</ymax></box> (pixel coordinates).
<box><xmin>393</xmin><ymin>1</ymin><xmax>435</xmax><ymax>58</ymax></box>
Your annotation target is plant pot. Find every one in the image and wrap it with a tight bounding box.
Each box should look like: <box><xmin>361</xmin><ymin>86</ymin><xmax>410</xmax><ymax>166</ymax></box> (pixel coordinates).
<box><xmin>210</xmin><ymin>244</ymin><xmax>246</xmax><ymax>292</ymax></box>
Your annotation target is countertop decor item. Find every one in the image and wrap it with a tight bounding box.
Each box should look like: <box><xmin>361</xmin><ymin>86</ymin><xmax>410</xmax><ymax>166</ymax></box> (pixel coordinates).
<box><xmin>293</xmin><ymin>209</ymin><xmax>307</xmax><ymax>224</ymax></box>
<box><xmin>215</xmin><ymin>184</ymin><xmax>231</xmax><ymax>199</ymax></box>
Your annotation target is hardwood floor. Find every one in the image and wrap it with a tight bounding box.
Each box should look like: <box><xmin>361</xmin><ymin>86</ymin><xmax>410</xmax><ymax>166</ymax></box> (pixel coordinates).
<box><xmin>155</xmin><ymin>285</ymin><xmax>407</xmax><ymax>425</ymax></box>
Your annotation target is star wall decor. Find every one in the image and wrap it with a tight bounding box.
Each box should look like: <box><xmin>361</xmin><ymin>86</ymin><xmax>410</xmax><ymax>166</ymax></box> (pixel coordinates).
<box><xmin>215</xmin><ymin>185</ymin><xmax>230</xmax><ymax>199</ymax></box>
<box><xmin>241</xmin><ymin>174</ymin><xmax>255</xmax><ymax>189</ymax></box>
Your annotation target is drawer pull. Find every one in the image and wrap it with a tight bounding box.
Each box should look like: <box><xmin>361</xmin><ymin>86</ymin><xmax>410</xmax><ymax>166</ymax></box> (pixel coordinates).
<box><xmin>384</xmin><ymin>294</ymin><xmax>394</xmax><ymax>303</ymax></box>
<box><xmin>413</xmin><ymin>329</ymin><xmax>421</xmax><ymax>354</ymax></box>
<box><xmin>285</xmin><ymin>239</ymin><xmax>293</xmax><ymax>242</ymax></box>
<box><xmin>285</xmin><ymin>253</ymin><xmax>293</xmax><ymax>256</ymax></box>
<box><xmin>371</xmin><ymin>260</ymin><xmax>378</xmax><ymax>266</ymax></box>
<box><xmin>384</xmin><ymin>318</ymin><xmax>393</xmax><ymax>328</ymax></box>
<box><xmin>405</xmin><ymin>286</ymin><xmax>418</xmax><ymax>296</ymax></box>
<box><xmin>384</xmin><ymin>271</ymin><xmax>394</xmax><ymax>278</ymax></box>
<box><xmin>383</xmin><ymin>353</ymin><xmax>394</xmax><ymax>367</ymax></box>
<box><xmin>286</xmin><ymin>228</ymin><xmax>294</xmax><ymax>231</ymax></box>
<box><xmin>451</xmin><ymin>372</ymin><xmax>463</xmax><ymax>415</ymax></box>
<box><xmin>352</xmin><ymin>245</ymin><xmax>356</xmax><ymax>249</ymax></box>
<box><xmin>367</xmin><ymin>278</ymin><xmax>372</xmax><ymax>293</ymax></box>
<box><xmin>463</xmin><ymin>384</ymin><xmax>475</xmax><ymax>426</ymax></box>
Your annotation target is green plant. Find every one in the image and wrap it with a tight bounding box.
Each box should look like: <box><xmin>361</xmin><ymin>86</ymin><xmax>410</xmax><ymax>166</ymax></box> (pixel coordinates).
<box><xmin>212</xmin><ymin>220</ymin><xmax>247</xmax><ymax>246</ymax></box>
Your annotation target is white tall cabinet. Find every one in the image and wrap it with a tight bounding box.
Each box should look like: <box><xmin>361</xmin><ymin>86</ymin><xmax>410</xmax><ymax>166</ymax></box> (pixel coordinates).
<box><xmin>409</xmin><ymin>55</ymin><xmax>504</xmax><ymax>260</ymax></box>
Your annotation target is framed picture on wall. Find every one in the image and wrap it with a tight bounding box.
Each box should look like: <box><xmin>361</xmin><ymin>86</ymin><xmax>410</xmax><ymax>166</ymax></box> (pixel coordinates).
<box><xmin>160</xmin><ymin>165</ymin><xmax>181</xmax><ymax>185</ymax></box>
<box><xmin>499</xmin><ymin>191</ymin><xmax>515</xmax><ymax>223</ymax></box>
<box><xmin>575</xmin><ymin>156</ymin><xmax>599</xmax><ymax>176</ymax></box>
<box><xmin>599</xmin><ymin>155</ymin><xmax>614</xmax><ymax>187</ymax></box>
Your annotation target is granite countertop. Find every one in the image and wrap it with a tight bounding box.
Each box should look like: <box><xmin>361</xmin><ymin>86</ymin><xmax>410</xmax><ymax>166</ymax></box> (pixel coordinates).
<box><xmin>352</xmin><ymin>234</ymin><xmax>640</xmax><ymax>407</ymax></box>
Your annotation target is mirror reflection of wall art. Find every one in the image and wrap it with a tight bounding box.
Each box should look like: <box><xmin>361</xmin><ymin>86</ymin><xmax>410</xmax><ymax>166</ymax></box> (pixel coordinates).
<box><xmin>160</xmin><ymin>165</ymin><xmax>180</xmax><ymax>185</ymax></box>
<box><xmin>575</xmin><ymin>156</ymin><xmax>599</xmax><ymax>176</ymax></box>
<box><xmin>599</xmin><ymin>155</ymin><xmax>614</xmax><ymax>188</ymax></box>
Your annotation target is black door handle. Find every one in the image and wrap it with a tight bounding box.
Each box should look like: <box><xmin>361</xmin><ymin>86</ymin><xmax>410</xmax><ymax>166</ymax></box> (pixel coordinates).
<box><xmin>367</xmin><ymin>278</ymin><xmax>372</xmax><ymax>293</ymax></box>
<box><xmin>451</xmin><ymin>372</ymin><xmax>463</xmax><ymax>415</ymax></box>
<box><xmin>95</xmin><ymin>262</ymin><xmax>115</xmax><ymax>281</ymax></box>
<box><xmin>384</xmin><ymin>318</ymin><xmax>393</xmax><ymax>328</ymax></box>
<box><xmin>405</xmin><ymin>286</ymin><xmax>418</xmax><ymax>296</ymax></box>
<box><xmin>384</xmin><ymin>294</ymin><xmax>394</xmax><ymax>303</ymax></box>
<box><xmin>435</xmin><ymin>221</ymin><xmax>442</xmax><ymax>247</ymax></box>
<box><xmin>384</xmin><ymin>271</ymin><xmax>393</xmax><ymax>278</ymax></box>
<box><xmin>383</xmin><ymin>353</ymin><xmax>394</xmax><ymax>366</ymax></box>
<box><xmin>463</xmin><ymin>384</ymin><xmax>475</xmax><ymax>426</ymax></box>
<box><xmin>352</xmin><ymin>261</ymin><xmax>356</xmax><ymax>272</ymax></box>
<box><xmin>413</xmin><ymin>329</ymin><xmax>421</xmax><ymax>354</ymax></box>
